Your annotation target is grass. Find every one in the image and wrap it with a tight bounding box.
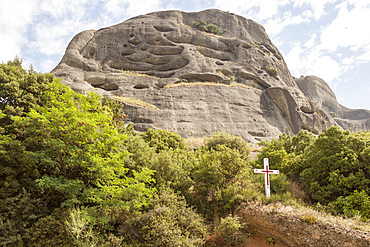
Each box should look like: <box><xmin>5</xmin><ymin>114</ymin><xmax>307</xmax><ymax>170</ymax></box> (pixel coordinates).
<box><xmin>185</xmin><ymin>137</ymin><xmax>207</xmax><ymax>148</ymax></box>
<box><xmin>113</xmin><ymin>96</ymin><xmax>159</xmax><ymax>109</ymax></box>
<box><xmin>252</xmin><ymin>201</ymin><xmax>370</xmax><ymax>234</ymax></box>
<box><xmin>116</xmin><ymin>70</ymin><xmax>159</xmax><ymax>79</ymax></box>
<box><xmin>164</xmin><ymin>81</ymin><xmax>253</xmax><ymax>89</ymax></box>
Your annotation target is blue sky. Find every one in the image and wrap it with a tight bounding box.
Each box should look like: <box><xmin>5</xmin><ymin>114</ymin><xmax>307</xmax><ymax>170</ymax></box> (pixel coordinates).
<box><xmin>1</xmin><ymin>0</ymin><xmax>369</xmax><ymax>110</ymax></box>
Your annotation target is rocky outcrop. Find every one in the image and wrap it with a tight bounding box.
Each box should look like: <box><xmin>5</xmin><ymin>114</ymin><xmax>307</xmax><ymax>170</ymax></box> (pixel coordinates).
<box><xmin>296</xmin><ymin>76</ymin><xmax>370</xmax><ymax>132</ymax></box>
<box><xmin>52</xmin><ymin>9</ymin><xmax>352</xmax><ymax>142</ymax></box>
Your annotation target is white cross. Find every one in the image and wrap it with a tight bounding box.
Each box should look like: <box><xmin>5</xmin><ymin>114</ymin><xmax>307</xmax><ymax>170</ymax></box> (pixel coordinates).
<box><xmin>254</xmin><ymin>158</ymin><xmax>279</xmax><ymax>198</ymax></box>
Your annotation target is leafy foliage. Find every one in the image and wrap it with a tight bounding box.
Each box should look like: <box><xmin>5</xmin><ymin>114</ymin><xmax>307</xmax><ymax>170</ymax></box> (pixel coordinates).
<box><xmin>0</xmin><ymin>57</ymin><xmax>54</xmax><ymax>133</ymax></box>
<box><xmin>253</xmin><ymin>130</ymin><xmax>315</xmax><ymax>180</ymax></box>
<box><xmin>3</xmin><ymin>58</ymin><xmax>370</xmax><ymax>245</ymax></box>
<box><xmin>119</xmin><ymin>187</ymin><xmax>208</xmax><ymax>247</ymax></box>
<box><xmin>300</xmin><ymin>127</ymin><xmax>370</xmax><ymax>203</ymax></box>
<box><xmin>0</xmin><ymin>59</ymin><xmax>155</xmax><ymax>245</ymax></box>
<box><xmin>329</xmin><ymin>190</ymin><xmax>370</xmax><ymax>221</ymax></box>
<box><xmin>192</xmin><ymin>133</ymin><xmax>252</xmax><ymax>222</ymax></box>
<box><xmin>0</xmin><ymin>59</ymin><xmax>55</xmax><ymax>245</ymax></box>
<box><xmin>206</xmin><ymin>215</ymin><xmax>246</xmax><ymax>246</ymax></box>
<box><xmin>255</xmin><ymin>126</ymin><xmax>370</xmax><ymax>220</ymax></box>
<box><xmin>205</xmin><ymin>131</ymin><xmax>251</xmax><ymax>160</ymax></box>
<box><xmin>140</xmin><ymin>128</ymin><xmax>187</xmax><ymax>152</ymax></box>
<box><xmin>28</xmin><ymin>211</ymin><xmax>74</xmax><ymax>247</ymax></box>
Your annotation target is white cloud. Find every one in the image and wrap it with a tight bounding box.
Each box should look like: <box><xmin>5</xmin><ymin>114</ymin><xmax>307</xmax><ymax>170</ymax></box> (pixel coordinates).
<box><xmin>214</xmin><ymin>0</ymin><xmax>290</xmax><ymax>21</ymax></box>
<box><xmin>0</xmin><ymin>0</ymin><xmax>38</xmax><ymax>62</ymax></box>
<box><xmin>283</xmin><ymin>0</ymin><xmax>370</xmax><ymax>91</ymax></box>
<box><xmin>103</xmin><ymin>0</ymin><xmax>162</xmax><ymax>19</ymax></box>
<box><xmin>320</xmin><ymin>1</ymin><xmax>370</xmax><ymax>53</ymax></box>
<box><xmin>39</xmin><ymin>59</ymin><xmax>57</xmax><ymax>72</ymax></box>
<box><xmin>286</xmin><ymin>41</ymin><xmax>342</xmax><ymax>83</ymax></box>
<box><xmin>342</xmin><ymin>56</ymin><xmax>355</xmax><ymax>65</ymax></box>
<box><xmin>310</xmin><ymin>55</ymin><xmax>341</xmax><ymax>82</ymax></box>
<box><xmin>356</xmin><ymin>48</ymin><xmax>370</xmax><ymax>63</ymax></box>
<box><xmin>293</xmin><ymin>0</ymin><xmax>339</xmax><ymax>20</ymax></box>
<box><xmin>285</xmin><ymin>43</ymin><xmax>305</xmax><ymax>76</ymax></box>
<box><xmin>347</xmin><ymin>0</ymin><xmax>370</xmax><ymax>8</ymax></box>
<box><xmin>264</xmin><ymin>11</ymin><xmax>311</xmax><ymax>35</ymax></box>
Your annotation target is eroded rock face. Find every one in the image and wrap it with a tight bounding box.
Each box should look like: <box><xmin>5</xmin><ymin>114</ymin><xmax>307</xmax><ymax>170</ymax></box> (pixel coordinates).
<box><xmin>296</xmin><ymin>76</ymin><xmax>370</xmax><ymax>132</ymax></box>
<box><xmin>52</xmin><ymin>9</ymin><xmax>338</xmax><ymax>142</ymax></box>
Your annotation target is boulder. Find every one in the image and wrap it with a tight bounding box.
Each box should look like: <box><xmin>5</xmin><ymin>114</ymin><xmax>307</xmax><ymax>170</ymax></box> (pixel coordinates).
<box><xmin>52</xmin><ymin>9</ymin><xmax>352</xmax><ymax>142</ymax></box>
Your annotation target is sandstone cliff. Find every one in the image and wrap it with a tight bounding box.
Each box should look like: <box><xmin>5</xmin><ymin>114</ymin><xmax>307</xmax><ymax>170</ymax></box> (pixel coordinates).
<box><xmin>52</xmin><ymin>9</ymin><xmax>368</xmax><ymax>142</ymax></box>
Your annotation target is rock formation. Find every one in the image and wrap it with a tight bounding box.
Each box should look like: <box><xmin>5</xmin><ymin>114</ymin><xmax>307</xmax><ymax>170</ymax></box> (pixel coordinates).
<box><xmin>296</xmin><ymin>76</ymin><xmax>370</xmax><ymax>132</ymax></box>
<box><xmin>52</xmin><ymin>9</ymin><xmax>367</xmax><ymax>142</ymax></box>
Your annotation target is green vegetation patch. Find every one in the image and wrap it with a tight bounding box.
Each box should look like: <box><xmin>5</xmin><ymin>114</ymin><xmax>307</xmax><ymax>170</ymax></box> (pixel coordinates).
<box><xmin>265</xmin><ymin>66</ymin><xmax>279</xmax><ymax>78</ymax></box>
<box><xmin>192</xmin><ymin>19</ymin><xmax>227</xmax><ymax>35</ymax></box>
<box><xmin>1</xmin><ymin>58</ymin><xmax>370</xmax><ymax>246</ymax></box>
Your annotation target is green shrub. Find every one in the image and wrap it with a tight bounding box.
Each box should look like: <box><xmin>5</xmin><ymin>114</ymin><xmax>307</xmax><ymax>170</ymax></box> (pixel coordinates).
<box><xmin>206</xmin><ymin>215</ymin><xmax>246</xmax><ymax>246</ymax></box>
<box><xmin>0</xmin><ymin>59</ymin><xmax>156</xmax><ymax>244</ymax></box>
<box><xmin>329</xmin><ymin>190</ymin><xmax>370</xmax><ymax>221</ymax></box>
<box><xmin>253</xmin><ymin>130</ymin><xmax>315</xmax><ymax>180</ymax></box>
<box><xmin>267</xmin><ymin>237</ymin><xmax>275</xmax><ymax>245</ymax></box>
<box><xmin>28</xmin><ymin>213</ymin><xmax>74</xmax><ymax>247</ymax></box>
<box><xmin>205</xmin><ymin>132</ymin><xmax>250</xmax><ymax>160</ymax></box>
<box><xmin>193</xmin><ymin>144</ymin><xmax>250</xmax><ymax>222</ymax></box>
<box><xmin>192</xmin><ymin>19</ymin><xmax>227</xmax><ymax>35</ymax></box>
<box><xmin>193</xmin><ymin>19</ymin><xmax>207</xmax><ymax>32</ymax></box>
<box><xmin>120</xmin><ymin>187</ymin><xmax>208</xmax><ymax>247</ymax></box>
<box><xmin>140</xmin><ymin>128</ymin><xmax>187</xmax><ymax>152</ymax></box>
<box><xmin>0</xmin><ymin>189</ymin><xmax>42</xmax><ymax>246</ymax></box>
<box><xmin>151</xmin><ymin>149</ymin><xmax>195</xmax><ymax>192</ymax></box>
<box><xmin>206</xmin><ymin>24</ymin><xmax>221</xmax><ymax>35</ymax></box>
<box><xmin>330</xmin><ymin>112</ymin><xmax>338</xmax><ymax>118</ymax></box>
<box><xmin>300</xmin><ymin>127</ymin><xmax>370</xmax><ymax>203</ymax></box>
<box><xmin>0</xmin><ymin>59</ymin><xmax>54</xmax><ymax>245</ymax></box>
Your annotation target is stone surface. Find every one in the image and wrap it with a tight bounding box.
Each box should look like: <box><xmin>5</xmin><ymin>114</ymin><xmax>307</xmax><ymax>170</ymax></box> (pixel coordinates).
<box><xmin>52</xmin><ymin>9</ymin><xmax>368</xmax><ymax>141</ymax></box>
<box><xmin>296</xmin><ymin>76</ymin><xmax>370</xmax><ymax>132</ymax></box>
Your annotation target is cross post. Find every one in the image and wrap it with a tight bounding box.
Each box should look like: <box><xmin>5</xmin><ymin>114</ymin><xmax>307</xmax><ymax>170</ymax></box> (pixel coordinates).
<box><xmin>254</xmin><ymin>158</ymin><xmax>279</xmax><ymax>198</ymax></box>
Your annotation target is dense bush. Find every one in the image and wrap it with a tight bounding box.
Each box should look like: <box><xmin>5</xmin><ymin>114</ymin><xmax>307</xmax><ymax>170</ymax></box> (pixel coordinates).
<box><xmin>253</xmin><ymin>130</ymin><xmax>315</xmax><ymax>180</ymax></box>
<box><xmin>255</xmin><ymin>126</ymin><xmax>370</xmax><ymax>220</ymax></box>
<box><xmin>206</xmin><ymin>215</ymin><xmax>246</xmax><ymax>246</ymax></box>
<box><xmin>0</xmin><ymin>59</ymin><xmax>55</xmax><ymax>245</ymax></box>
<box><xmin>300</xmin><ymin>127</ymin><xmax>370</xmax><ymax>203</ymax></box>
<box><xmin>192</xmin><ymin>133</ymin><xmax>252</xmax><ymax>223</ymax></box>
<box><xmin>4</xmin><ymin>58</ymin><xmax>370</xmax><ymax>245</ymax></box>
<box><xmin>0</xmin><ymin>59</ymin><xmax>155</xmax><ymax>245</ymax></box>
<box><xmin>205</xmin><ymin>131</ymin><xmax>251</xmax><ymax>160</ymax></box>
<box><xmin>140</xmin><ymin>128</ymin><xmax>187</xmax><ymax>152</ymax></box>
<box><xmin>119</xmin><ymin>187</ymin><xmax>208</xmax><ymax>247</ymax></box>
<box><xmin>28</xmin><ymin>212</ymin><xmax>73</xmax><ymax>247</ymax></box>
